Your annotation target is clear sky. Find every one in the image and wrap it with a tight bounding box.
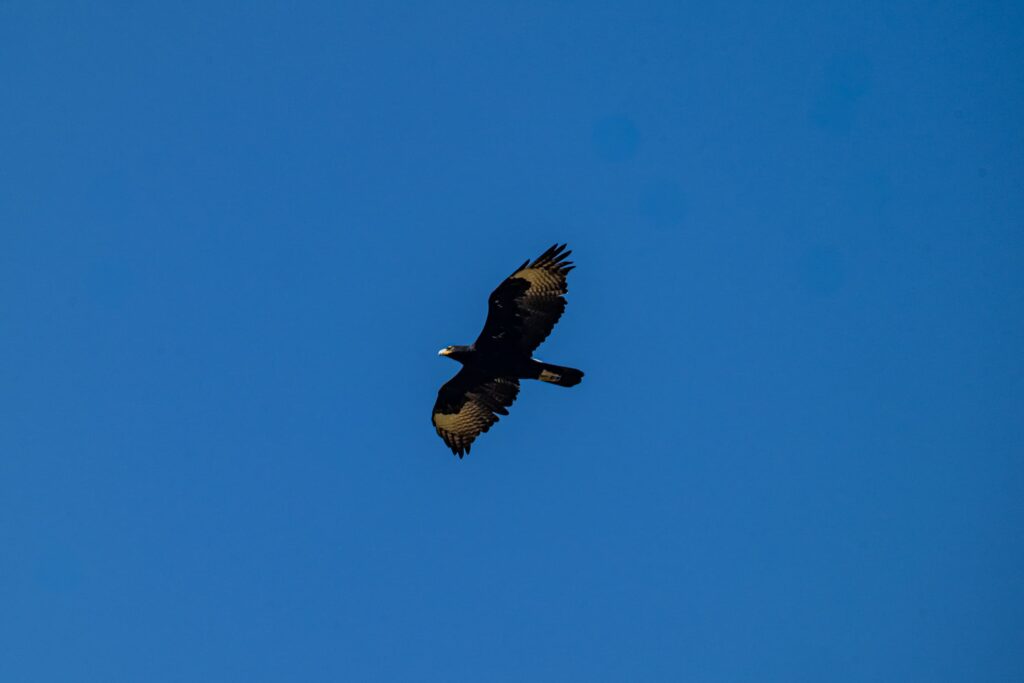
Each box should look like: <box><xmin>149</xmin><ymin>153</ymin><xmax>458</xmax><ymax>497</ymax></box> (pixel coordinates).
<box><xmin>1</xmin><ymin>2</ymin><xmax>1021</xmax><ymax>681</ymax></box>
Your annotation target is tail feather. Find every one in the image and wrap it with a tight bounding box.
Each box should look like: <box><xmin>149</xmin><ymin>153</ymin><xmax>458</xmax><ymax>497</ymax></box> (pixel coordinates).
<box><xmin>536</xmin><ymin>362</ymin><xmax>584</xmax><ymax>387</ymax></box>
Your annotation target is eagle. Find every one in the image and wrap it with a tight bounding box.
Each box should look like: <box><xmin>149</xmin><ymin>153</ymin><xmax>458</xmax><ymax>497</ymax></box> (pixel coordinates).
<box><xmin>433</xmin><ymin>243</ymin><xmax>584</xmax><ymax>458</ymax></box>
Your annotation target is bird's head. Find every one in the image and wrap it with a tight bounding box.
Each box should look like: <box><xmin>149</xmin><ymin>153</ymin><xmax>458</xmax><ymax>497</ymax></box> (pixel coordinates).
<box><xmin>438</xmin><ymin>345</ymin><xmax>472</xmax><ymax>362</ymax></box>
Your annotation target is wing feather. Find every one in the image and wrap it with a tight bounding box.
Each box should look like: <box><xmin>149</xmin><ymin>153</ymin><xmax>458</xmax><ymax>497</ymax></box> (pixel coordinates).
<box><xmin>432</xmin><ymin>369</ymin><xmax>520</xmax><ymax>458</ymax></box>
<box><xmin>475</xmin><ymin>243</ymin><xmax>575</xmax><ymax>354</ymax></box>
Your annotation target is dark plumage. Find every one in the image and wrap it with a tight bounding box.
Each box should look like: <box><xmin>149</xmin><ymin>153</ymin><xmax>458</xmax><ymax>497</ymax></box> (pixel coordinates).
<box><xmin>432</xmin><ymin>243</ymin><xmax>584</xmax><ymax>458</ymax></box>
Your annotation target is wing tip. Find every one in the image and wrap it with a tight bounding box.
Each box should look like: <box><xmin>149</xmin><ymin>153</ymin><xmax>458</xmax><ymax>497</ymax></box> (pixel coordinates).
<box><xmin>530</xmin><ymin>243</ymin><xmax>574</xmax><ymax>271</ymax></box>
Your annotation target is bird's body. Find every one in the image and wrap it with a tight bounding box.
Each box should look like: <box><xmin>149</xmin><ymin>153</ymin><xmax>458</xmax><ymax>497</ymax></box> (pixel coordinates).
<box><xmin>438</xmin><ymin>345</ymin><xmax>582</xmax><ymax>385</ymax></box>
<box><xmin>433</xmin><ymin>244</ymin><xmax>584</xmax><ymax>458</ymax></box>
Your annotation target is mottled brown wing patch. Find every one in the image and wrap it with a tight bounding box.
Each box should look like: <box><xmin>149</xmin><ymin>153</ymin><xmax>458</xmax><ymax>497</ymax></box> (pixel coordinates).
<box><xmin>477</xmin><ymin>243</ymin><xmax>575</xmax><ymax>354</ymax></box>
<box><xmin>432</xmin><ymin>369</ymin><xmax>520</xmax><ymax>458</ymax></box>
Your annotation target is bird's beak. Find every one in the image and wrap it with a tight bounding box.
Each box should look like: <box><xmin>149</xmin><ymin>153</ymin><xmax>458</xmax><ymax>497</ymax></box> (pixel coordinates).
<box><xmin>438</xmin><ymin>347</ymin><xmax>450</xmax><ymax>356</ymax></box>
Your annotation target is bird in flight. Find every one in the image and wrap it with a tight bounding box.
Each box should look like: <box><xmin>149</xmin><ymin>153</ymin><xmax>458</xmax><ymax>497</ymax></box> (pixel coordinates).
<box><xmin>433</xmin><ymin>243</ymin><xmax>584</xmax><ymax>458</ymax></box>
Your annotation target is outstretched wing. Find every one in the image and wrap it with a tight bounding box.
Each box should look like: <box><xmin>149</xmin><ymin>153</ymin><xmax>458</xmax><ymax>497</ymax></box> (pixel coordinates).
<box><xmin>475</xmin><ymin>243</ymin><xmax>575</xmax><ymax>355</ymax></box>
<box><xmin>432</xmin><ymin>368</ymin><xmax>520</xmax><ymax>458</ymax></box>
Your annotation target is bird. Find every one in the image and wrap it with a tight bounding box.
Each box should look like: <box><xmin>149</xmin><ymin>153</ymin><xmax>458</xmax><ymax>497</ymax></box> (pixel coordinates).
<box><xmin>432</xmin><ymin>243</ymin><xmax>584</xmax><ymax>458</ymax></box>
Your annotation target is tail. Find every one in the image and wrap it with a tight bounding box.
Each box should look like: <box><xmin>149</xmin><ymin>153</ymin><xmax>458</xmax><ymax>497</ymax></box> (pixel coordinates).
<box><xmin>535</xmin><ymin>361</ymin><xmax>584</xmax><ymax>387</ymax></box>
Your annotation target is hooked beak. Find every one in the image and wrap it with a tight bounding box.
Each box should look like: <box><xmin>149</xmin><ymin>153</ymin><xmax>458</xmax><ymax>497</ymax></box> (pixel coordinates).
<box><xmin>438</xmin><ymin>347</ymin><xmax>450</xmax><ymax>356</ymax></box>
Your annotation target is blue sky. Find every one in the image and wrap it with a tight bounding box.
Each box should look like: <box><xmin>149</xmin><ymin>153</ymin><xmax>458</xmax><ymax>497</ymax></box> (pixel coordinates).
<box><xmin>1</xmin><ymin>1</ymin><xmax>1022</xmax><ymax>681</ymax></box>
